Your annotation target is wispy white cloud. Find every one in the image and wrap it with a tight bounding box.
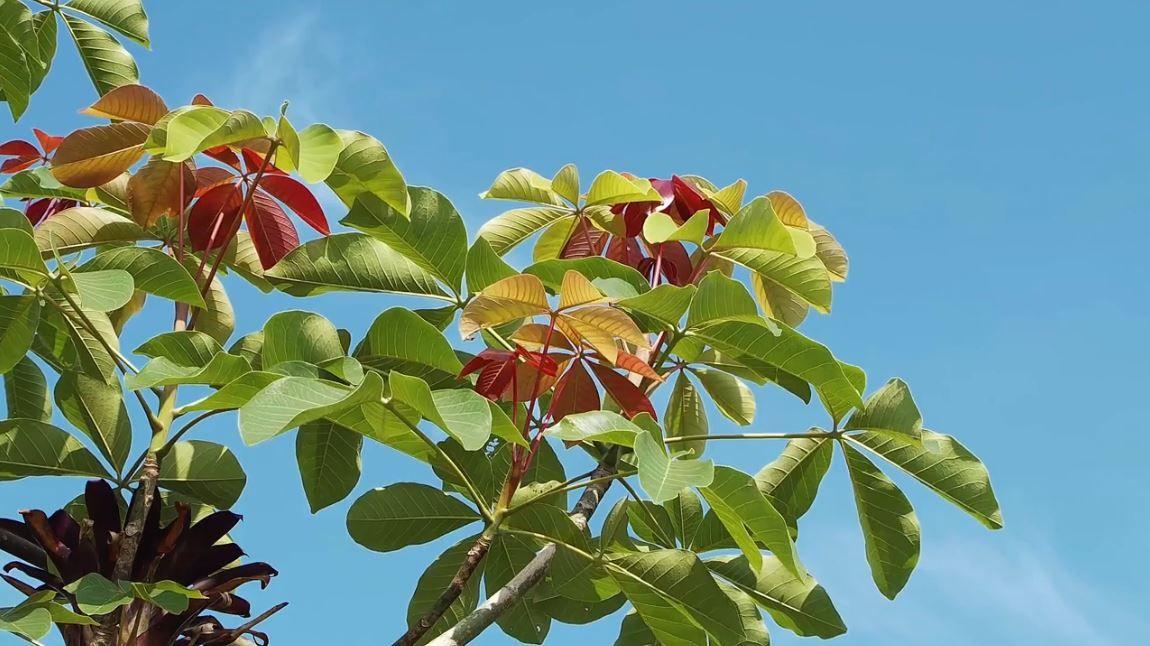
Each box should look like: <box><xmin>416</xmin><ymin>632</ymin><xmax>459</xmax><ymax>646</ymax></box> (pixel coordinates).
<box><xmin>220</xmin><ymin>11</ymin><xmax>352</xmax><ymax>126</ymax></box>
<box><xmin>797</xmin><ymin>530</ymin><xmax>1144</xmax><ymax>646</ymax></box>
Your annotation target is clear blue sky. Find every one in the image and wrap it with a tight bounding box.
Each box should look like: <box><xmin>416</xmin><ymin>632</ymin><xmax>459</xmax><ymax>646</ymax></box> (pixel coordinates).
<box><xmin>2</xmin><ymin>1</ymin><xmax>1147</xmax><ymax>644</ymax></box>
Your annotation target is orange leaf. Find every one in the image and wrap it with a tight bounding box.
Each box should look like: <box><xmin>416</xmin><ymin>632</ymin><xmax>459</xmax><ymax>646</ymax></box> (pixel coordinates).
<box><xmin>559</xmin><ymin>306</ymin><xmax>649</xmax><ymax>364</ymax></box>
<box><xmin>51</xmin><ymin>123</ymin><xmax>150</xmax><ymax>188</ymax></box>
<box><xmin>459</xmin><ymin>274</ymin><xmax>550</xmax><ymax>338</ymax></box>
<box><xmin>80</xmin><ymin>84</ymin><xmax>170</xmax><ymax>126</ymax></box>
<box><xmin>767</xmin><ymin>190</ymin><xmax>809</xmax><ymax>229</ymax></box>
<box><xmin>558</xmin><ymin>269</ymin><xmax>607</xmax><ymax>310</ymax></box>
<box><xmin>511</xmin><ymin>323</ymin><xmax>574</xmax><ymax>351</ymax></box>
<box><xmin>612</xmin><ymin>350</ymin><xmax>663</xmax><ymax>382</ymax></box>
<box><xmin>127</xmin><ymin>158</ymin><xmax>195</xmax><ymax>226</ymax></box>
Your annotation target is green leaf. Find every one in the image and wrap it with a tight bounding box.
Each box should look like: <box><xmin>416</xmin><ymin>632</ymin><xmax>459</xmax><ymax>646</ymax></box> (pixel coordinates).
<box><xmin>664</xmin><ymin>373</ymin><xmax>708</xmax><ymax>457</ymax></box>
<box><xmin>127</xmin><ymin>581</ymin><xmax>205</xmax><ymax>614</ymax></box>
<box><xmin>686</xmin><ymin>272</ymin><xmax>757</xmax><ymax>329</ymax></box>
<box><xmin>708</xmin><ymin>555</ymin><xmax>846</xmax><ymax>638</ymax></box>
<box><xmin>156</xmin><ymin>440</ymin><xmax>246</xmax><ymax>509</ymax></box>
<box><xmin>342</xmin><ymin>188</ymin><xmax>467</xmax><ymax>293</ymax></box>
<box><xmin>78</xmin><ymin>246</ymin><xmax>205</xmax><ymax>307</ymax></box>
<box><xmin>265</xmin><ymin>233</ymin><xmax>449</xmax><ymax>299</ymax></box>
<box><xmin>0</xmin><ymin>19</ymin><xmax>31</xmax><ymax>121</ymax></box>
<box><xmin>0</xmin><ymin>603</ymin><xmax>51</xmax><ymax>640</ymax></box>
<box><xmin>69</xmin><ymin>268</ymin><xmax>134</xmax><ymax>312</ymax></box>
<box><xmin>65</xmin><ymin>573</ymin><xmax>131</xmax><ymax>615</ymax></box>
<box><xmin>296</xmin><ymin>420</ymin><xmax>362</xmax><ymax>513</ymax></box>
<box><xmin>714</xmin><ymin>248</ymin><xmax>832</xmax><ymax>313</ymax></box>
<box><xmin>4</xmin><ymin>358</ymin><xmax>51</xmax><ymax>422</ymax></box>
<box><xmin>480</xmin><ymin>167</ymin><xmax>565</xmax><ymax>206</ymax></box>
<box><xmin>525</xmin><ymin>257</ymin><xmax>650</xmax><ymax>296</ymax></box>
<box><xmin>663</xmin><ymin>488</ymin><xmax>704</xmax><ymax>549</ymax></box>
<box><xmin>537</xmin><ymin>594</ymin><xmax>625</xmax><ymax>626</ymax></box>
<box><xmin>699</xmin><ymin>465</ymin><xmax>804</xmax><ymax>578</ymax></box>
<box><xmin>713</xmin><ymin>195</ymin><xmax>796</xmax><ymax>254</ymax></box>
<box><xmin>551</xmin><ymin>163</ymin><xmax>579</xmax><ymax>205</ymax></box>
<box><xmin>238</xmin><ymin>371</ymin><xmax>384</xmax><ymax>445</ymax></box>
<box><xmin>325</xmin><ymin>130</ymin><xmax>409</xmax><ymax>215</ymax></box>
<box><xmin>614</xmin><ymin>610</ymin><xmax>660</xmax><ymax>646</ymax></box>
<box><xmin>633</xmin><ymin>431</ymin><xmax>713</xmax><ymax>504</ymax></box>
<box><xmin>30</xmin><ymin>11</ymin><xmax>58</xmax><ymax>94</ymax></box>
<box><xmin>477</xmin><ymin>206</ymin><xmax>572</xmax><ymax>255</ymax></box>
<box><xmin>63</xmin><ymin>0</ymin><xmax>149</xmax><ymax>46</ymax></box>
<box><xmin>406</xmin><ymin>535</ymin><xmax>485</xmax><ymax>644</ymax></box>
<box><xmin>261</xmin><ymin>310</ymin><xmax>344</xmax><ymax>369</ymax></box>
<box><xmin>465</xmin><ymin>237</ymin><xmax>516</xmax><ymax>293</ymax></box>
<box><xmin>547</xmin><ymin>410</ymin><xmax>641</xmax><ymax>447</ymax></box>
<box><xmin>1</xmin><ymin>168</ymin><xmax>88</xmax><ymax>203</ymax></box>
<box><xmin>354</xmin><ymin>307</ymin><xmax>462</xmax><ymax>387</ymax></box>
<box><xmin>346</xmin><ymin>482</ymin><xmax>479</xmax><ymax>552</ymax></box>
<box><xmin>62</xmin><ymin>14</ymin><xmax>137</xmax><ymax>96</ymax></box>
<box><xmin>689</xmin><ymin>317</ymin><xmax>864</xmax><ymax>423</ymax></box>
<box><xmin>161</xmin><ymin>107</ymin><xmax>265</xmax><ymax>162</ymax></box>
<box><xmin>843</xmin><ymin>378</ymin><xmax>923</xmax><ymax>441</ymax></box>
<box><xmin>39</xmin><ymin>289</ymin><xmax>120</xmax><ymax>381</ymax></box>
<box><xmin>754</xmin><ymin>437</ymin><xmax>833</xmax><ymax>527</ymax></box>
<box><xmin>185</xmin><ymin>258</ymin><xmax>233</xmax><ymax>344</ymax></box>
<box><xmin>54</xmin><ymin>370</ymin><xmax>130</xmax><ymax>471</ymax></box>
<box><xmin>642</xmin><ymin>210</ymin><xmax>708</xmax><ymax>245</ymax></box>
<box><xmin>388</xmin><ymin>372</ymin><xmax>491</xmax><ymax>450</ymax></box>
<box><xmin>296</xmin><ymin>123</ymin><xmax>342</xmax><ymax>183</ymax></box>
<box><xmin>0</xmin><ymin>229</ymin><xmax>49</xmax><ymax>285</ymax></box>
<box><xmin>127</xmin><ymin>330</ymin><xmax>250</xmax><ymax>390</ymax></box>
<box><xmin>175</xmin><ymin>371</ymin><xmax>282</xmax><ymax>414</ymax></box>
<box><xmin>34</xmin><ymin>207</ymin><xmax>146</xmax><ymax>254</ymax></box>
<box><xmin>0</xmin><ymin>207</ymin><xmax>34</xmax><ymax>235</ymax></box>
<box><xmin>0</xmin><ymin>419</ymin><xmax>108</xmax><ymax>478</ymax></box>
<box><xmin>616</xmin><ymin>284</ymin><xmax>695</xmax><ymax>332</ymax></box>
<box><xmin>585</xmin><ymin>171</ymin><xmax>660</xmax><ymax>206</ymax></box>
<box><xmin>841</xmin><ymin>441</ymin><xmax>920</xmax><ymax>599</ymax></box>
<box><xmin>606</xmin><ymin>549</ymin><xmax>745</xmax><ymax>646</ymax></box>
<box><xmin>692</xmin><ymin>367</ymin><xmax>755</xmax><ymax>426</ymax></box>
<box><xmin>846</xmin><ymin>429</ymin><xmax>1003</xmax><ymax>529</ymax></box>
<box><xmin>0</xmin><ymin>294</ymin><xmax>40</xmax><ymax>373</ymax></box>
<box><xmin>486</xmin><ymin>533</ymin><xmax>552</xmax><ymax>643</ymax></box>
<box><xmin>718</xmin><ymin>580</ymin><xmax>772</xmax><ymax>645</ymax></box>
<box><xmin>751</xmin><ymin>271</ymin><xmax>808</xmax><ymax>328</ymax></box>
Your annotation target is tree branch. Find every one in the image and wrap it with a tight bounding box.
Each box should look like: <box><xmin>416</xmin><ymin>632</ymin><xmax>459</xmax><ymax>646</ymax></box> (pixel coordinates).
<box><xmin>424</xmin><ymin>457</ymin><xmax>617</xmax><ymax>646</ymax></box>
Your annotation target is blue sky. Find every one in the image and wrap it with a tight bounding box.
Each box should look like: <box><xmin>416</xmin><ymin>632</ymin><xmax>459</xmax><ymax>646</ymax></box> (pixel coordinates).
<box><xmin>2</xmin><ymin>1</ymin><xmax>1148</xmax><ymax>644</ymax></box>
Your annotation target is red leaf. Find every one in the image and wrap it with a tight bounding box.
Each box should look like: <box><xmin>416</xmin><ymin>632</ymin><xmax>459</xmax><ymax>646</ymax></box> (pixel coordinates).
<box><xmin>671</xmin><ymin>175</ymin><xmax>723</xmax><ymax>232</ymax></box>
<box><xmin>193</xmin><ymin>166</ymin><xmax>238</xmax><ymax>196</ymax></box>
<box><xmin>32</xmin><ymin>129</ymin><xmax>63</xmax><ymax>154</ymax></box>
<box><xmin>25</xmin><ymin>199</ymin><xmax>52</xmax><ymax>225</ymax></box>
<box><xmin>259</xmin><ymin>174</ymin><xmax>329</xmax><ymax>234</ymax></box>
<box><xmin>516</xmin><ymin>346</ymin><xmax>558</xmax><ymax>377</ymax></box>
<box><xmin>588</xmin><ymin>362</ymin><xmax>656</xmax><ymax>420</ymax></box>
<box><xmin>0</xmin><ymin>140</ymin><xmax>39</xmax><ymax>157</ymax></box>
<box><xmin>560</xmin><ymin>222</ymin><xmax>607</xmax><ymax>259</ymax></box>
<box><xmin>241</xmin><ymin>148</ymin><xmax>285</xmax><ymax>176</ymax></box>
<box><xmin>460</xmin><ymin>349</ymin><xmax>514</xmax><ymax>377</ymax></box>
<box><xmin>610</xmin><ymin>351</ymin><xmax>663</xmax><ymax>382</ymax></box>
<box><xmin>245</xmin><ymin>189</ymin><xmax>300</xmax><ymax>269</ymax></box>
<box><xmin>476</xmin><ymin>361</ymin><xmax>517</xmax><ymax>401</ymax></box>
<box><xmin>204</xmin><ymin>146</ymin><xmax>242</xmax><ymax>171</ymax></box>
<box><xmin>658</xmin><ymin>241</ymin><xmax>693</xmax><ymax>286</ymax></box>
<box><xmin>507</xmin><ymin>362</ymin><xmax>558</xmax><ymax>402</ymax></box>
<box><xmin>191</xmin><ymin>94</ymin><xmax>214</xmax><ymax>106</ymax></box>
<box><xmin>0</xmin><ymin>157</ymin><xmax>38</xmax><ymax>173</ymax></box>
<box><xmin>606</xmin><ymin>237</ymin><xmax>645</xmax><ymax>270</ymax></box>
<box><xmin>188</xmin><ymin>183</ymin><xmax>244</xmax><ymax>251</ymax></box>
<box><xmin>547</xmin><ymin>360</ymin><xmax>600</xmax><ymax>422</ymax></box>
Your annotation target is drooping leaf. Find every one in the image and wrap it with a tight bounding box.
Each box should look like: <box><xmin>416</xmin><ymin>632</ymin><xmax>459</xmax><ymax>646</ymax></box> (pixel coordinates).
<box><xmin>692</xmin><ymin>367</ymin><xmax>755</xmax><ymax>426</ymax></box>
<box><xmin>61</xmin><ymin>14</ymin><xmax>138</xmax><ymax>95</ymax></box>
<box><xmin>405</xmin><ymin>535</ymin><xmax>485</xmax><ymax>644</ymax></box>
<box><xmin>708</xmin><ymin>555</ymin><xmax>846</xmax><ymax>638</ymax></box>
<box><xmin>846</xmin><ymin>430</ymin><xmax>1003</xmax><ymax>529</ymax></box>
<box><xmin>664</xmin><ymin>373</ymin><xmax>707</xmax><ymax>457</ymax></box>
<box><xmin>62</xmin><ymin>0</ymin><xmax>150</xmax><ymax>47</ymax></box>
<box><xmin>751</xmin><ymin>271</ymin><xmax>808</xmax><ymax>328</ymax></box>
<box><xmin>346</xmin><ymin>482</ymin><xmax>479</xmax><ymax>552</ymax></box>
<box><xmin>34</xmin><ymin>207</ymin><xmax>146</xmax><ymax>254</ymax></box>
<box><xmin>715</xmin><ymin>248</ymin><xmax>832</xmax><ymax>313</ymax></box>
<box><xmin>685</xmin><ymin>272</ymin><xmax>757</xmax><ymax>330</ymax></box>
<box><xmin>156</xmin><ymin>440</ymin><xmax>246</xmax><ymax>509</ymax></box>
<box><xmin>689</xmin><ymin>317</ymin><xmax>864</xmax><ymax>423</ymax></box>
<box><xmin>477</xmin><ymin>206</ymin><xmax>571</xmax><ymax>256</ymax></box>
<box><xmin>633</xmin><ymin>432</ymin><xmax>713</xmax><ymax>504</ymax></box>
<box><xmin>841</xmin><ymin>441</ymin><xmax>920</xmax><ymax>599</ymax></box>
<box><xmin>342</xmin><ymin>188</ymin><xmax>467</xmax><ymax>294</ymax></box>
<box><xmin>0</xmin><ymin>419</ymin><xmax>108</xmax><ymax>478</ymax></box>
<box><xmin>126</xmin><ymin>157</ymin><xmax>194</xmax><ymax>226</ymax></box>
<box><xmin>295</xmin><ymin>123</ymin><xmax>342</xmax><ymax>183</ymax></box>
<box><xmin>0</xmin><ymin>21</ymin><xmax>32</xmax><ymax>121</ymax></box>
<box><xmin>0</xmin><ymin>294</ymin><xmax>40</xmax><ymax>373</ymax></box>
<box><xmin>754</xmin><ymin>437</ymin><xmax>833</xmax><ymax>527</ymax></box>
<box><xmin>4</xmin><ymin>358</ymin><xmax>51</xmax><ymax>422</ymax></box>
<box><xmin>486</xmin><ymin>533</ymin><xmax>552</xmax><ymax>643</ymax></box>
<box><xmin>264</xmin><ymin>233</ymin><xmax>449</xmax><ymax>299</ymax></box>
<box><xmin>54</xmin><ymin>370</ymin><xmax>131</xmax><ymax>471</ymax></box>
<box><xmin>296</xmin><ymin>420</ymin><xmax>362</xmax><ymax>513</ymax></box>
<box><xmin>811</xmin><ymin>222</ymin><xmax>849</xmax><ymax>282</ymax></box>
<box><xmin>699</xmin><ymin>465</ymin><xmax>805</xmax><ymax>578</ymax></box>
<box><xmin>245</xmin><ymin>187</ymin><xmax>300</xmax><ymax>269</ymax></box>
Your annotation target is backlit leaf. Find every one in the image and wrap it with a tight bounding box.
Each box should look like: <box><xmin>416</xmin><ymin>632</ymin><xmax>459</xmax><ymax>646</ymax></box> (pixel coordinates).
<box><xmin>325</xmin><ymin>129</ymin><xmax>408</xmax><ymax>215</ymax></box>
<box><xmin>69</xmin><ymin>268</ymin><xmax>134</xmax><ymax>311</ymax></box>
<box><xmin>63</xmin><ymin>0</ymin><xmax>149</xmax><ymax>46</ymax></box>
<box><xmin>80</xmin><ymin>83</ymin><xmax>166</xmax><ymax>124</ymax></box>
<box><xmin>50</xmin><ymin>122</ymin><xmax>149</xmax><ymax>188</ymax></box>
<box><xmin>708</xmin><ymin>555</ymin><xmax>846</xmax><ymax>638</ymax></box>
<box><xmin>346</xmin><ymin>482</ymin><xmax>479</xmax><ymax>552</ymax></box>
<box><xmin>633</xmin><ymin>432</ymin><xmax>713</xmax><ymax>504</ymax></box>
<box><xmin>157</xmin><ymin>440</ymin><xmax>246</xmax><ymax>509</ymax></box>
<box><xmin>0</xmin><ymin>294</ymin><xmax>39</xmax><ymax>373</ymax></box>
<box><xmin>54</xmin><ymin>370</ymin><xmax>130</xmax><ymax>470</ymax></box>
<box><xmin>0</xmin><ymin>419</ymin><xmax>108</xmax><ymax>478</ymax></box>
<box><xmin>78</xmin><ymin>246</ymin><xmax>204</xmax><ymax>306</ymax></box>
<box><xmin>354</xmin><ymin>307</ymin><xmax>463</xmax><ymax>387</ymax></box>
<box><xmin>62</xmin><ymin>14</ymin><xmax>138</xmax><ymax>96</ymax></box>
<box><xmin>700</xmin><ymin>465</ymin><xmax>804</xmax><ymax>578</ymax></box>
<box><xmin>296</xmin><ymin>420</ymin><xmax>362</xmax><ymax>513</ymax></box>
<box><xmin>480</xmin><ymin>167</ymin><xmax>564</xmax><ymax>206</ymax></box>
<box><xmin>754</xmin><ymin>437</ymin><xmax>833</xmax><ymax>527</ymax></box>
<box><xmin>459</xmin><ymin>274</ymin><xmax>549</xmax><ymax>339</ymax></box>
<box><xmin>478</xmin><ymin>206</ymin><xmax>571</xmax><ymax>256</ymax></box>
<box><xmin>844</xmin><ymin>378</ymin><xmax>922</xmax><ymax>441</ymax></box>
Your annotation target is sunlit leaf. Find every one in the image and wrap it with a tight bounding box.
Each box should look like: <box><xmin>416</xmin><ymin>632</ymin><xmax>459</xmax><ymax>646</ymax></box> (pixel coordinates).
<box><xmin>346</xmin><ymin>482</ymin><xmax>479</xmax><ymax>552</ymax></box>
<box><xmin>708</xmin><ymin>555</ymin><xmax>846</xmax><ymax>638</ymax></box>
<box><xmin>54</xmin><ymin>369</ymin><xmax>130</xmax><ymax>470</ymax></box>
<box><xmin>699</xmin><ymin>465</ymin><xmax>804</xmax><ymax>578</ymax></box>
<box><xmin>78</xmin><ymin>246</ymin><xmax>204</xmax><ymax>306</ymax></box>
<box><xmin>480</xmin><ymin>167</ymin><xmax>564</xmax><ymax>206</ymax></box>
<box><xmin>325</xmin><ymin>129</ymin><xmax>408</xmax><ymax>215</ymax></box>
<box><xmin>50</xmin><ymin>122</ymin><xmax>149</xmax><ymax>188</ymax></box>
<box><xmin>80</xmin><ymin>83</ymin><xmax>166</xmax><ymax>124</ymax></box>
<box><xmin>633</xmin><ymin>432</ymin><xmax>713</xmax><ymax>504</ymax></box>
<box><xmin>0</xmin><ymin>419</ymin><xmax>108</xmax><ymax>478</ymax></box>
<box><xmin>156</xmin><ymin>440</ymin><xmax>246</xmax><ymax>509</ymax></box>
<box><xmin>296</xmin><ymin>420</ymin><xmax>362</xmax><ymax>513</ymax></box>
<box><xmin>459</xmin><ymin>274</ymin><xmax>549</xmax><ymax>339</ymax></box>
<box><xmin>754</xmin><ymin>437</ymin><xmax>833</xmax><ymax>528</ymax></box>
<box><xmin>62</xmin><ymin>14</ymin><xmax>138</xmax><ymax>96</ymax></box>
<box><xmin>0</xmin><ymin>294</ymin><xmax>40</xmax><ymax>373</ymax></box>
<box><xmin>69</xmin><ymin>268</ymin><xmax>134</xmax><ymax>311</ymax></box>
<box><xmin>63</xmin><ymin>0</ymin><xmax>150</xmax><ymax>47</ymax></box>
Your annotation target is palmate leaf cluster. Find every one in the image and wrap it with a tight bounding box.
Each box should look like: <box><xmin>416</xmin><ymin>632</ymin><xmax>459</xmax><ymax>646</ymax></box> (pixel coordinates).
<box><xmin>0</xmin><ymin>7</ymin><xmax>1002</xmax><ymax>645</ymax></box>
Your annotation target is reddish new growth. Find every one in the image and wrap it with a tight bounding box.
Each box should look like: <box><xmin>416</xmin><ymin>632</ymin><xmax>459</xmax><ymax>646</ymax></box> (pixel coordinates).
<box><xmin>0</xmin><ymin>129</ymin><xmax>77</xmax><ymax>224</ymax></box>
